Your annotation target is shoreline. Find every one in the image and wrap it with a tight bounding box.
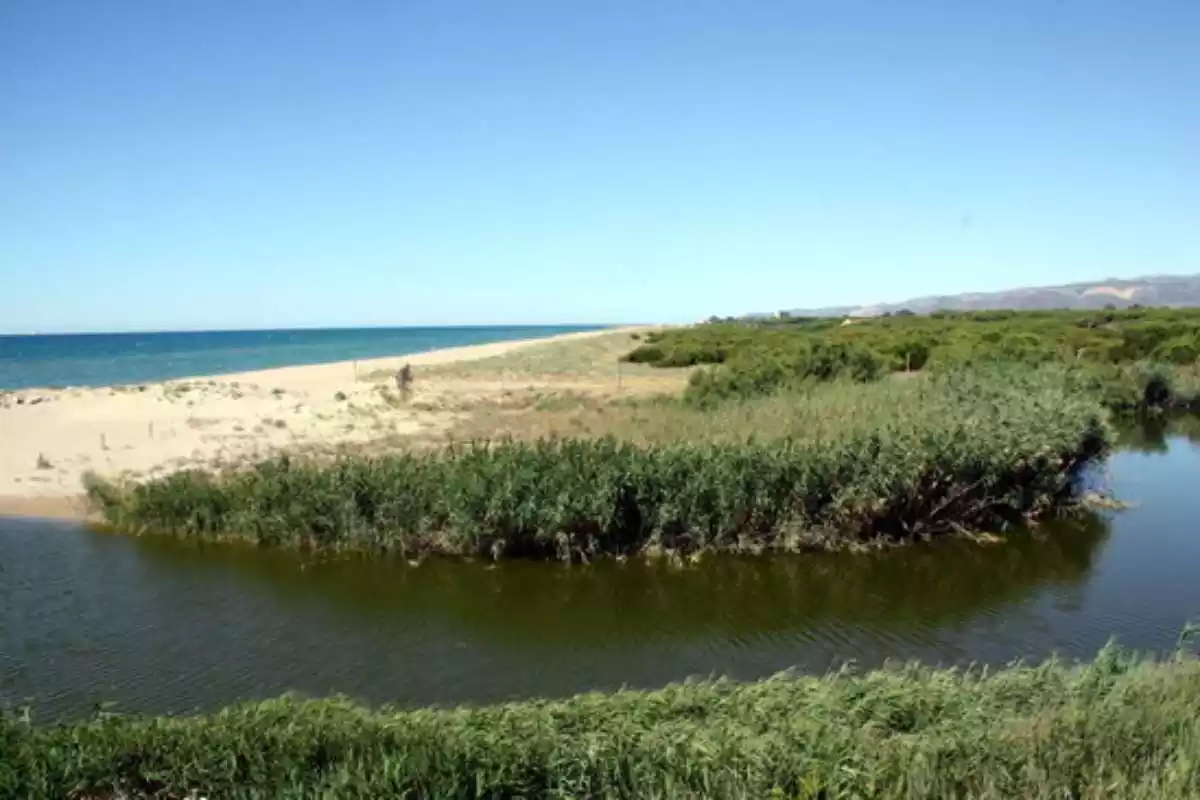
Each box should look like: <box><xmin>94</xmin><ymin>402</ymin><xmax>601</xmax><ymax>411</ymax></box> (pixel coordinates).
<box><xmin>1</xmin><ymin>326</ymin><xmax>627</xmax><ymax>395</ymax></box>
<box><xmin>213</xmin><ymin>326</ymin><xmax>641</xmax><ymax>392</ymax></box>
<box><xmin>0</xmin><ymin>326</ymin><xmax>659</xmax><ymax>520</ymax></box>
<box><xmin>0</xmin><ymin>494</ymin><xmax>92</xmax><ymax>521</ymax></box>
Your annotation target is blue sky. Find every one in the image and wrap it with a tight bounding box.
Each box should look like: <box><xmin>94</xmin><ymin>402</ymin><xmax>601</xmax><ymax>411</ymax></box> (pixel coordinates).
<box><xmin>2</xmin><ymin>1</ymin><xmax>1198</xmax><ymax>333</ymax></box>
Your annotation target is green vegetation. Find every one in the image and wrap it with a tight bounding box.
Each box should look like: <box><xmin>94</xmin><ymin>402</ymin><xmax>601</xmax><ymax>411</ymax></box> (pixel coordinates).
<box><xmin>86</xmin><ymin>369</ymin><xmax>1109</xmax><ymax>559</ymax></box>
<box><xmin>626</xmin><ymin>308</ymin><xmax>1200</xmax><ymax>407</ymax></box>
<box><xmin>447</xmin><ymin>366</ymin><xmax>1091</xmax><ymax>446</ymax></box>
<box><xmin>5</xmin><ymin>644</ymin><xmax>1200</xmax><ymax>799</ymax></box>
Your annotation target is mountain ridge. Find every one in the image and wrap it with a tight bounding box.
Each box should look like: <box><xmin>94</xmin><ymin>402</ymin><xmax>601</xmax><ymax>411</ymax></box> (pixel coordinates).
<box><xmin>776</xmin><ymin>274</ymin><xmax>1200</xmax><ymax>318</ymax></box>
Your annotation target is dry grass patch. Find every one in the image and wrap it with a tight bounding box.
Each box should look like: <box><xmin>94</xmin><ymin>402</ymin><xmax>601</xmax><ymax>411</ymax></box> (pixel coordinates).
<box><xmin>346</xmin><ymin>330</ymin><xmax>693</xmax><ymax>447</ymax></box>
<box><xmin>444</xmin><ymin>377</ymin><xmax>946</xmax><ymax>446</ymax></box>
<box><xmin>398</xmin><ymin>329</ymin><xmax>690</xmax><ymax>394</ymax></box>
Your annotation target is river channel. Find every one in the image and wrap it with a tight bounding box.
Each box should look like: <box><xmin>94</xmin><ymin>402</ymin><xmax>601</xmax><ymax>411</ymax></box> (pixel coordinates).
<box><xmin>3</xmin><ymin>418</ymin><xmax>1200</xmax><ymax>720</ymax></box>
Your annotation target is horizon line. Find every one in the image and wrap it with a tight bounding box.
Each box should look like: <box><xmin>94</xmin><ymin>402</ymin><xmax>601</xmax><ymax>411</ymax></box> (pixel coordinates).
<box><xmin>0</xmin><ymin>322</ymin><xmax>638</xmax><ymax>338</ymax></box>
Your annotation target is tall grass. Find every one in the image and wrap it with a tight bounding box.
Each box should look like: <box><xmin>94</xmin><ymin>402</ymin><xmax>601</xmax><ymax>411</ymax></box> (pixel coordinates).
<box><xmin>87</xmin><ymin>369</ymin><xmax>1111</xmax><ymax>559</ymax></box>
<box><xmin>5</xmin><ymin>644</ymin><xmax>1200</xmax><ymax>799</ymax></box>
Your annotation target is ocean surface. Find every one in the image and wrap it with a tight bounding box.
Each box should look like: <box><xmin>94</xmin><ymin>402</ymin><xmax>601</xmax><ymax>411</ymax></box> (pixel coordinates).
<box><xmin>0</xmin><ymin>326</ymin><xmax>607</xmax><ymax>391</ymax></box>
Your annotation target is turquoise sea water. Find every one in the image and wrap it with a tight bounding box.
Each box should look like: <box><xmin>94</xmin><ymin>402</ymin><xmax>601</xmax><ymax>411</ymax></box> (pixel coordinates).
<box><xmin>0</xmin><ymin>325</ymin><xmax>606</xmax><ymax>391</ymax></box>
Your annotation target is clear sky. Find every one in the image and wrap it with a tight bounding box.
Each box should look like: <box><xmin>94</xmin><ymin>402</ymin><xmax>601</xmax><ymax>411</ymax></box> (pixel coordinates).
<box><xmin>2</xmin><ymin>1</ymin><xmax>1198</xmax><ymax>333</ymax></box>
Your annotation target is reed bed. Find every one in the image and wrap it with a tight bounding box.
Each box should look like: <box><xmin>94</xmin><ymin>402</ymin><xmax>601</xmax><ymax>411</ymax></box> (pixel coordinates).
<box><xmin>5</xmin><ymin>644</ymin><xmax>1200</xmax><ymax>799</ymax></box>
<box><xmin>86</xmin><ymin>369</ymin><xmax>1110</xmax><ymax>559</ymax></box>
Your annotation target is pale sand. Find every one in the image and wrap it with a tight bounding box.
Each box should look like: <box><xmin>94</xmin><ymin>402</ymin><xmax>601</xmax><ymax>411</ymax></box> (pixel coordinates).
<box><xmin>0</xmin><ymin>327</ymin><xmax>674</xmax><ymax>519</ymax></box>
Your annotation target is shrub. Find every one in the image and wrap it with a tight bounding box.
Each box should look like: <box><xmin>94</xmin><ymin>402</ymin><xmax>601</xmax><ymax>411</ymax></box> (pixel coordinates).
<box><xmin>626</xmin><ymin>308</ymin><xmax>1200</xmax><ymax>406</ymax></box>
<box><xmin>683</xmin><ymin>341</ymin><xmax>884</xmax><ymax>405</ymax></box>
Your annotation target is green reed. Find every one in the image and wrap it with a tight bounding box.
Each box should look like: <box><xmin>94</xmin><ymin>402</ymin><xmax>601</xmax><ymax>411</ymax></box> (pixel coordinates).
<box><xmin>86</xmin><ymin>368</ymin><xmax>1111</xmax><ymax>559</ymax></box>
<box><xmin>4</xmin><ymin>644</ymin><xmax>1199</xmax><ymax>799</ymax></box>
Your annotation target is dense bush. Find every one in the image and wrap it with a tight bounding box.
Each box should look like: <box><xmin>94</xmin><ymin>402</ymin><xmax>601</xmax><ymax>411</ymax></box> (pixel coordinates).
<box><xmin>684</xmin><ymin>340</ymin><xmax>885</xmax><ymax>406</ymax></box>
<box><xmin>630</xmin><ymin>308</ymin><xmax>1200</xmax><ymax>405</ymax></box>
<box><xmin>4</xmin><ymin>645</ymin><xmax>1199</xmax><ymax>799</ymax></box>
<box><xmin>87</xmin><ymin>369</ymin><xmax>1110</xmax><ymax>559</ymax></box>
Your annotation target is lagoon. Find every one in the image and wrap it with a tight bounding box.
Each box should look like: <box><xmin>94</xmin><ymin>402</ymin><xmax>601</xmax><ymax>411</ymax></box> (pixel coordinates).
<box><xmin>3</xmin><ymin>419</ymin><xmax>1199</xmax><ymax>720</ymax></box>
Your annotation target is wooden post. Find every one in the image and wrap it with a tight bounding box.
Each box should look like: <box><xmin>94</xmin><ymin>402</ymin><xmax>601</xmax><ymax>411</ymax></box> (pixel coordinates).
<box><xmin>616</xmin><ymin>358</ymin><xmax>623</xmax><ymax>392</ymax></box>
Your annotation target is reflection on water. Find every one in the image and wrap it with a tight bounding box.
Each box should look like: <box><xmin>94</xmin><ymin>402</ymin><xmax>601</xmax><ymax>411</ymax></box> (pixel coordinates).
<box><xmin>123</xmin><ymin>517</ymin><xmax>1109</xmax><ymax>646</ymax></box>
<box><xmin>3</xmin><ymin>424</ymin><xmax>1200</xmax><ymax>720</ymax></box>
<box><xmin>1116</xmin><ymin>412</ymin><xmax>1200</xmax><ymax>453</ymax></box>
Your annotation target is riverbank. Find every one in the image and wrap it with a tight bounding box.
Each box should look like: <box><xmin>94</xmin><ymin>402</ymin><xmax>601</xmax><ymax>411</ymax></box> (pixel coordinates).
<box><xmin>0</xmin><ymin>327</ymin><xmax>672</xmax><ymax>518</ymax></box>
<box><xmin>0</xmin><ymin>495</ymin><xmax>90</xmax><ymax>520</ymax></box>
<box><xmin>5</xmin><ymin>643</ymin><xmax>1198</xmax><ymax>799</ymax></box>
<box><xmin>6</xmin><ymin>426</ymin><xmax>1200</xmax><ymax>733</ymax></box>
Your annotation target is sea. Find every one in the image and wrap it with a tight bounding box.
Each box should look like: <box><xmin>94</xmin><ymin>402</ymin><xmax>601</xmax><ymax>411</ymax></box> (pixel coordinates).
<box><xmin>0</xmin><ymin>325</ymin><xmax>607</xmax><ymax>391</ymax></box>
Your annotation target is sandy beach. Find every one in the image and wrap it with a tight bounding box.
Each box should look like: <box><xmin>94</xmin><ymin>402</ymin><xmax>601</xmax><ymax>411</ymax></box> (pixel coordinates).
<box><xmin>0</xmin><ymin>327</ymin><xmax>682</xmax><ymax>519</ymax></box>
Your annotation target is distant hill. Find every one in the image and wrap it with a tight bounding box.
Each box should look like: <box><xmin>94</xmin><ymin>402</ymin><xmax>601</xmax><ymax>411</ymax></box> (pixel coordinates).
<box><xmin>779</xmin><ymin>274</ymin><xmax>1200</xmax><ymax>318</ymax></box>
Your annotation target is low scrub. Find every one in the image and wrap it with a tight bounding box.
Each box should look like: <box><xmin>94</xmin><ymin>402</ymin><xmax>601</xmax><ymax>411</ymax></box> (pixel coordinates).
<box><xmin>1064</xmin><ymin>361</ymin><xmax>1200</xmax><ymax>412</ymax></box>
<box><xmin>629</xmin><ymin>308</ymin><xmax>1200</xmax><ymax>372</ymax></box>
<box><xmin>86</xmin><ymin>370</ymin><xmax>1110</xmax><ymax>559</ymax></box>
<box><xmin>682</xmin><ymin>340</ymin><xmax>886</xmax><ymax>406</ymax></box>
<box><xmin>4</xmin><ymin>645</ymin><xmax>1200</xmax><ymax>798</ymax></box>
<box><xmin>628</xmin><ymin>309</ymin><xmax>1200</xmax><ymax>407</ymax></box>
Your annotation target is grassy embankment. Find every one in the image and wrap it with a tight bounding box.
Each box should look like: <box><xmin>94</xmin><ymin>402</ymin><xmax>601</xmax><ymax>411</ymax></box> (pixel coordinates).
<box><xmin>5</xmin><ymin>644</ymin><xmax>1200</xmax><ymax>799</ymax></box>
<box><xmin>86</xmin><ymin>368</ymin><xmax>1109</xmax><ymax>559</ymax></box>
<box><xmin>624</xmin><ymin>307</ymin><xmax>1200</xmax><ymax>409</ymax></box>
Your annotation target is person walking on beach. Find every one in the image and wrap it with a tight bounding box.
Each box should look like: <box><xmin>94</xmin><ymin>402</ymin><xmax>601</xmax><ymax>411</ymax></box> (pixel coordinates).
<box><xmin>395</xmin><ymin>363</ymin><xmax>413</xmax><ymax>400</ymax></box>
